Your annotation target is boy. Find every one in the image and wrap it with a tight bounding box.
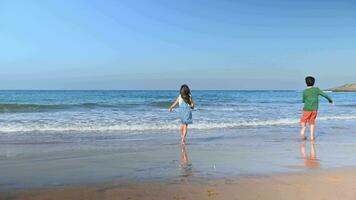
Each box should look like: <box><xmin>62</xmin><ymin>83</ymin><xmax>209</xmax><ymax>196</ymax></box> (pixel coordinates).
<box><xmin>300</xmin><ymin>76</ymin><xmax>334</xmax><ymax>141</ymax></box>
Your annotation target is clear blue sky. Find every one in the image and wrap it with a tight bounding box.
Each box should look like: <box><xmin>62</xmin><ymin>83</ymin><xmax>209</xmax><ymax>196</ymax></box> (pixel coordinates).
<box><xmin>1</xmin><ymin>0</ymin><xmax>355</xmax><ymax>90</ymax></box>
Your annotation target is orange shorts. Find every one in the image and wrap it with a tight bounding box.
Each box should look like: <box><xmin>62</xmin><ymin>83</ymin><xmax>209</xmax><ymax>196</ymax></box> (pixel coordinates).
<box><xmin>301</xmin><ymin>111</ymin><xmax>318</xmax><ymax>125</ymax></box>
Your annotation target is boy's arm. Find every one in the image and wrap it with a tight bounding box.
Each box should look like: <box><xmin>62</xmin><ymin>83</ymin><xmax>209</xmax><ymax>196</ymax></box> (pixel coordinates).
<box><xmin>168</xmin><ymin>97</ymin><xmax>179</xmax><ymax>112</ymax></box>
<box><xmin>318</xmin><ymin>88</ymin><xmax>333</xmax><ymax>103</ymax></box>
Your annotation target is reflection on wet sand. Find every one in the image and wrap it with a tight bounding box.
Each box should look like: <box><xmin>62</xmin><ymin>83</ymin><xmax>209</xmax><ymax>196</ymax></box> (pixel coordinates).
<box><xmin>180</xmin><ymin>144</ymin><xmax>192</xmax><ymax>177</ymax></box>
<box><xmin>300</xmin><ymin>141</ymin><xmax>320</xmax><ymax>169</ymax></box>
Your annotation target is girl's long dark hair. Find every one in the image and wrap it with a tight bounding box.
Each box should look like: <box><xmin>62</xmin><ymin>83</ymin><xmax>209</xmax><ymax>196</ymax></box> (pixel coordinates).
<box><xmin>180</xmin><ymin>84</ymin><xmax>191</xmax><ymax>105</ymax></box>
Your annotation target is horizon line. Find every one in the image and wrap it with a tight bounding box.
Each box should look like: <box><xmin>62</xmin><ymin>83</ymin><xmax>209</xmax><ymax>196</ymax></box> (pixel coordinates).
<box><xmin>0</xmin><ymin>89</ymin><xmax>304</xmax><ymax>91</ymax></box>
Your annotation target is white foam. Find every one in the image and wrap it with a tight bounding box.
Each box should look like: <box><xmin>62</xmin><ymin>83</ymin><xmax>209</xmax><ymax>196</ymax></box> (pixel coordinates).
<box><xmin>0</xmin><ymin>115</ymin><xmax>355</xmax><ymax>134</ymax></box>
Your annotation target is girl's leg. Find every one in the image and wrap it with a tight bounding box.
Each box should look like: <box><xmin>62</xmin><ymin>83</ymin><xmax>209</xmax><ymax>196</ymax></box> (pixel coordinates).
<box><xmin>300</xmin><ymin>123</ymin><xmax>307</xmax><ymax>140</ymax></box>
<box><xmin>180</xmin><ymin>124</ymin><xmax>184</xmax><ymax>142</ymax></box>
<box><xmin>182</xmin><ymin>124</ymin><xmax>188</xmax><ymax>144</ymax></box>
<box><xmin>181</xmin><ymin>143</ymin><xmax>188</xmax><ymax>163</ymax></box>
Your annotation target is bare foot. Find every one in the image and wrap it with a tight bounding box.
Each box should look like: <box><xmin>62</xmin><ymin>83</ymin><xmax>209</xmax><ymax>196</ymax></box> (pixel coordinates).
<box><xmin>300</xmin><ymin>135</ymin><xmax>307</xmax><ymax>140</ymax></box>
<box><xmin>310</xmin><ymin>137</ymin><xmax>315</xmax><ymax>141</ymax></box>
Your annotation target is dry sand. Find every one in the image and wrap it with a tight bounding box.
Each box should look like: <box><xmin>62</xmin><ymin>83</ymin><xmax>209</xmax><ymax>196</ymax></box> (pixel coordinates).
<box><xmin>2</xmin><ymin>168</ymin><xmax>356</xmax><ymax>200</ymax></box>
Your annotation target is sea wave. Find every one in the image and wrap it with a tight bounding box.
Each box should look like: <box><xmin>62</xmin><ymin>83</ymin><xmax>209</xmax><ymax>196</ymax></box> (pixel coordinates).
<box><xmin>0</xmin><ymin>115</ymin><xmax>355</xmax><ymax>133</ymax></box>
<box><xmin>0</xmin><ymin>101</ymin><xmax>177</xmax><ymax>113</ymax></box>
<box><xmin>0</xmin><ymin>103</ymin><xmax>67</xmax><ymax>113</ymax></box>
<box><xmin>0</xmin><ymin>103</ymin><xmax>119</xmax><ymax>113</ymax></box>
<box><xmin>338</xmin><ymin>104</ymin><xmax>356</xmax><ymax>108</ymax></box>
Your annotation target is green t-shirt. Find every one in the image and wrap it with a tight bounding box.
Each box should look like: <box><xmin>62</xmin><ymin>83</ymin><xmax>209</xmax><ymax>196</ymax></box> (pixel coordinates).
<box><xmin>303</xmin><ymin>87</ymin><xmax>333</xmax><ymax>111</ymax></box>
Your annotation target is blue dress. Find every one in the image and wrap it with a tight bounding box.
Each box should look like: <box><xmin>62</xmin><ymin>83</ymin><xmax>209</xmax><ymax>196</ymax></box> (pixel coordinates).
<box><xmin>179</xmin><ymin>97</ymin><xmax>193</xmax><ymax>124</ymax></box>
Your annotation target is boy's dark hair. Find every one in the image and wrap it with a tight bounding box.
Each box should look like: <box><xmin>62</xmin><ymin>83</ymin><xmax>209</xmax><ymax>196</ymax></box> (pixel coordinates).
<box><xmin>305</xmin><ymin>76</ymin><xmax>315</xmax><ymax>87</ymax></box>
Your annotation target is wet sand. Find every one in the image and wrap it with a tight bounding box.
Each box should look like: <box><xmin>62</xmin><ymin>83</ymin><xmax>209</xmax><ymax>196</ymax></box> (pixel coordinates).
<box><xmin>2</xmin><ymin>120</ymin><xmax>356</xmax><ymax>199</ymax></box>
<box><xmin>2</xmin><ymin>168</ymin><xmax>356</xmax><ymax>200</ymax></box>
<box><xmin>3</xmin><ymin>124</ymin><xmax>356</xmax><ymax>192</ymax></box>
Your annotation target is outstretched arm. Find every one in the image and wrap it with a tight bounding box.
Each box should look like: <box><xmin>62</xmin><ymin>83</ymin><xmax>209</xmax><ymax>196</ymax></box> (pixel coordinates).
<box><xmin>319</xmin><ymin>89</ymin><xmax>333</xmax><ymax>103</ymax></box>
<box><xmin>168</xmin><ymin>97</ymin><xmax>179</xmax><ymax>112</ymax></box>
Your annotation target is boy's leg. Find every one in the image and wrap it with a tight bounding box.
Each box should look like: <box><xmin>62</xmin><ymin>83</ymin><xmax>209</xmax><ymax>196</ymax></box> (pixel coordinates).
<box><xmin>310</xmin><ymin>141</ymin><xmax>316</xmax><ymax>159</ymax></box>
<box><xmin>300</xmin><ymin>141</ymin><xmax>307</xmax><ymax>159</ymax></box>
<box><xmin>300</xmin><ymin>111</ymin><xmax>309</xmax><ymax>140</ymax></box>
<box><xmin>309</xmin><ymin>111</ymin><xmax>317</xmax><ymax>141</ymax></box>
<box><xmin>310</xmin><ymin>124</ymin><xmax>315</xmax><ymax>141</ymax></box>
<box><xmin>300</xmin><ymin>123</ymin><xmax>307</xmax><ymax>140</ymax></box>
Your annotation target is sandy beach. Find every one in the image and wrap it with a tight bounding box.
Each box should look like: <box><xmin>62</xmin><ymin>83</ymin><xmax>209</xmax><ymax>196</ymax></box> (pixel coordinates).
<box><xmin>1</xmin><ymin>168</ymin><xmax>356</xmax><ymax>200</ymax></box>
<box><xmin>1</xmin><ymin>124</ymin><xmax>356</xmax><ymax>200</ymax></box>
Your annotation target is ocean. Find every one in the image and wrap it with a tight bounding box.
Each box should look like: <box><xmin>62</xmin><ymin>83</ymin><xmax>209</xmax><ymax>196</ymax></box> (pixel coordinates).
<box><xmin>1</xmin><ymin>90</ymin><xmax>356</xmax><ymax>190</ymax></box>
<box><xmin>0</xmin><ymin>90</ymin><xmax>355</xmax><ymax>133</ymax></box>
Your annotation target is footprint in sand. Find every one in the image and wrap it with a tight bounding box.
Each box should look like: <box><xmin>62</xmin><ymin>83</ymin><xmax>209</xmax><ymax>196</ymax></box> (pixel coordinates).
<box><xmin>327</xmin><ymin>176</ymin><xmax>342</xmax><ymax>183</ymax></box>
<box><xmin>173</xmin><ymin>196</ymin><xmax>186</xmax><ymax>200</ymax></box>
<box><xmin>207</xmin><ymin>189</ymin><xmax>218</xmax><ymax>197</ymax></box>
<box><xmin>225</xmin><ymin>179</ymin><xmax>233</xmax><ymax>185</ymax></box>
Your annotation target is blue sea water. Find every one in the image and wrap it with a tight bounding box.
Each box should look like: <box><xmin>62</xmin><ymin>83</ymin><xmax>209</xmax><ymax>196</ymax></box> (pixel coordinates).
<box><xmin>0</xmin><ymin>90</ymin><xmax>355</xmax><ymax>133</ymax></box>
<box><xmin>1</xmin><ymin>90</ymin><xmax>356</xmax><ymax>191</ymax></box>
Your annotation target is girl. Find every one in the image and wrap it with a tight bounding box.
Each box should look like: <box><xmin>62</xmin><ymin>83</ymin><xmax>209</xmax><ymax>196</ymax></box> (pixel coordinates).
<box><xmin>168</xmin><ymin>84</ymin><xmax>194</xmax><ymax>144</ymax></box>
